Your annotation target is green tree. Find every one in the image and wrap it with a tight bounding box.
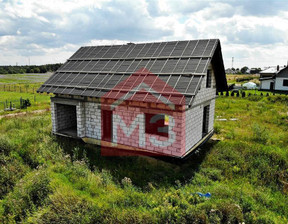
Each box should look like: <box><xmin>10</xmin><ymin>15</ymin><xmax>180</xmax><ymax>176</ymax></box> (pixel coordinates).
<box><xmin>241</xmin><ymin>66</ymin><xmax>249</xmax><ymax>74</ymax></box>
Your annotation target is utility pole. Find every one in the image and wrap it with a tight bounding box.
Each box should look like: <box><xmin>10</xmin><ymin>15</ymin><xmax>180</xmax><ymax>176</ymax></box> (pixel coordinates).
<box><xmin>232</xmin><ymin>57</ymin><xmax>234</xmax><ymax>69</ymax></box>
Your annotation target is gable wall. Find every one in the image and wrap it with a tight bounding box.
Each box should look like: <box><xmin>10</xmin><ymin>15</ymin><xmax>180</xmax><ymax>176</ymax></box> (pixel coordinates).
<box><xmin>191</xmin><ymin>65</ymin><xmax>217</xmax><ymax>106</ymax></box>
<box><xmin>185</xmin><ymin>64</ymin><xmax>217</xmax><ymax>152</ymax></box>
<box><xmin>275</xmin><ymin>77</ymin><xmax>288</xmax><ymax>91</ymax></box>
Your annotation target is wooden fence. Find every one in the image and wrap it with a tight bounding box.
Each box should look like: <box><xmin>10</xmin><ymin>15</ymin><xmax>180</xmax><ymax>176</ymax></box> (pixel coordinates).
<box><xmin>0</xmin><ymin>84</ymin><xmax>41</xmax><ymax>93</ymax></box>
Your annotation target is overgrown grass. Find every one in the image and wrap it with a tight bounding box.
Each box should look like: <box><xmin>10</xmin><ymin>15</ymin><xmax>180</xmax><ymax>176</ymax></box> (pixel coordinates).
<box><xmin>0</xmin><ymin>96</ymin><xmax>287</xmax><ymax>223</ymax></box>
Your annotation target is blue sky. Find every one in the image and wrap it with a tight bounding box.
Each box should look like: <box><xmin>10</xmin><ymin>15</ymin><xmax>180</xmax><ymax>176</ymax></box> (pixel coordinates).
<box><xmin>0</xmin><ymin>0</ymin><xmax>288</xmax><ymax>68</ymax></box>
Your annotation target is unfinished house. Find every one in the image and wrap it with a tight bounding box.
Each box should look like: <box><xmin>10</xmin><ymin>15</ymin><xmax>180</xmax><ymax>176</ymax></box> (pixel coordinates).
<box><xmin>38</xmin><ymin>39</ymin><xmax>227</xmax><ymax>158</ymax></box>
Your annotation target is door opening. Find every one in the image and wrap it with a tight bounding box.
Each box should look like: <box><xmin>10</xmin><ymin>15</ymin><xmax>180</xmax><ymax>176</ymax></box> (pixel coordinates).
<box><xmin>102</xmin><ymin>110</ymin><xmax>113</xmax><ymax>142</ymax></box>
<box><xmin>270</xmin><ymin>82</ymin><xmax>274</xmax><ymax>91</ymax></box>
<box><xmin>56</xmin><ymin>104</ymin><xmax>77</xmax><ymax>137</ymax></box>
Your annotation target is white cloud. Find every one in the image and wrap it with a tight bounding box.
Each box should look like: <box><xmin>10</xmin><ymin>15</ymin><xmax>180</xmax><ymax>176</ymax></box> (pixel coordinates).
<box><xmin>0</xmin><ymin>0</ymin><xmax>288</xmax><ymax>68</ymax></box>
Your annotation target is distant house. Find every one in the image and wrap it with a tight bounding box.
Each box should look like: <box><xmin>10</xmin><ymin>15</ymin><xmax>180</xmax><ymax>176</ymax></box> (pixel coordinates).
<box><xmin>225</xmin><ymin>68</ymin><xmax>235</xmax><ymax>74</ymax></box>
<box><xmin>38</xmin><ymin>39</ymin><xmax>227</xmax><ymax>158</ymax></box>
<box><xmin>260</xmin><ymin>65</ymin><xmax>288</xmax><ymax>92</ymax></box>
<box><xmin>245</xmin><ymin>68</ymin><xmax>251</xmax><ymax>74</ymax></box>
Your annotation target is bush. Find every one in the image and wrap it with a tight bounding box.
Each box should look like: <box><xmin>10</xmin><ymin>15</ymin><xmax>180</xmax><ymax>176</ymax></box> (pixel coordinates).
<box><xmin>0</xmin><ymin>136</ymin><xmax>16</xmax><ymax>155</ymax></box>
<box><xmin>0</xmin><ymin>154</ymin><xmax>29</xmax><ymax>199</ymax></box>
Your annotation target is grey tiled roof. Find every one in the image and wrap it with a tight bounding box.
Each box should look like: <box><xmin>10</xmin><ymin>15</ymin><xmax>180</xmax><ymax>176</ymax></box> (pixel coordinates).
<box><xmin>38</xmin><ymin>39</ymin><xmax>226</xmax><ymax>106</ymax></box>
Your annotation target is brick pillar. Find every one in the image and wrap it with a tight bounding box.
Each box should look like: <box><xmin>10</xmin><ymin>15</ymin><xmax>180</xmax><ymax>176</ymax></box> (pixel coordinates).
<box><xmin>51</xmin><ymin>102</ymin><xmax>57</xmax><ymax>133</ymax></box>
<box><xmin>76</xmin><ymin>102</ymin><xmax>86</xmax><ymax>138</ymax></box>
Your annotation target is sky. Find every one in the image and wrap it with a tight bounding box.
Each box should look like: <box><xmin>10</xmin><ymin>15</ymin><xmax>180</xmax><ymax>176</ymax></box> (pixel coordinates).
<box><xmin>0</xmin><ymin>0</ymin><xmax>288</xmax><ymax>69</ymax></box>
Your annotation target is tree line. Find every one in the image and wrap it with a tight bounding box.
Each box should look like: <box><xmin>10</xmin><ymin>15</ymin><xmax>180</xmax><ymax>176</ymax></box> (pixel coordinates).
<box><xmin>227</xmin><ymin>67</ymin><xmax>262</xmax><ymax>74</ymax></box>
<box><xmin>0</xmin><ymin>63</ymin><xmax>63</xmax><ymax>74</ymax></box>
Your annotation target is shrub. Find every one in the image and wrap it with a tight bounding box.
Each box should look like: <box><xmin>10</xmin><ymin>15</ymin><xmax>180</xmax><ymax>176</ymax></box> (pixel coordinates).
<box><xmin>217</xmin><ymin>202</ymin><xmax>244</xmax><ymax>223</ymax></box>
<box><xmin>0</xmin><ymin>154</ymin><xmax>29</xmax><ymax>199</ymax></box>
<box><xmin>0</xmin><ymin>136</ymin><xmax>15</xmax><ymax>155</ymax></box>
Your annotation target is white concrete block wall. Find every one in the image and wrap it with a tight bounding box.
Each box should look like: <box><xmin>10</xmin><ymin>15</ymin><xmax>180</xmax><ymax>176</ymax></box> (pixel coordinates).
<box><xmin>185</xmin><ymin>99</ymin><xmax>215</xmax><ymax>152</ymax></box>
<box><xmin>208</xmin><ymin>99</ymin><xmax>215</xmax><ymax>131</ymax></box>
<box><xmin>77</xmin><ymin>102</ymin><xmax>86</xmax><ymax>138</ymax></box>
<box><xmin>185</xmin><ymin>106</ymin><xmax>202</xmax><ymax>152</ymax></box>
<box><xmin>84</xmin><ymin>102</ymin><xmax>101</xmax><ymax>139</ymax></box>
<box><xmin>51</xmin><ymin>102</ymin><xmax>57</xmax><ymax>133</ymax></box>
<box><xmin>184</xmin><ymin>64</ymin><xmax>217</xmax><ymax>152</ymax></box>
<box><xmin>192</xmin><ymin>67</ymin><xmax>217</xmax><ymax>106</ymax></box>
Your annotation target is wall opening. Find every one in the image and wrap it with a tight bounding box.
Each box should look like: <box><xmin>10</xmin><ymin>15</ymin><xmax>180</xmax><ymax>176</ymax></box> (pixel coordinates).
<box><xmin>102</xmin><ymin>110</ymin><xmax>113</xmax><ymax>142</ymax></box>
<box><xmin>56</xmin><ymin>104</ymin><xmax>77</xmax><ymax>137</ymax></box>
<box><xmin>202</xmin><ymin>105</ymin><xmax>210</xmax><ymax>137</ymax></box>
<box><xmin>145</xmin><ymin>113</ymin><xmax>168</xmax><ymax>138</ymax></box>
<box><xmin>270</xmin><ymin>82</ymin><xmax>274</xmax><ymax>90</ymax></box>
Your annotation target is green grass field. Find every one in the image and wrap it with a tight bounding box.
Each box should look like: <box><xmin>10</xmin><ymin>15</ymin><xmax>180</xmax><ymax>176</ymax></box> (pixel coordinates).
<box><xmin>0</xmin><ymin>95</ymin><xmax>287</xmax><ymax>223</ymax></box>
<box><xmin>0</xmin><ymin>73</ymin><xmax>51</xmax><ymax>115</ymax></box>
<box><xmin>0</xmin><ymin>92</ymin><xmax>51</xmax><ymax>115</ymax></box>
<box><xmin>0</xmin><ymin>73</ymin><xmax>51</xmax><ymax>84</ymax></box>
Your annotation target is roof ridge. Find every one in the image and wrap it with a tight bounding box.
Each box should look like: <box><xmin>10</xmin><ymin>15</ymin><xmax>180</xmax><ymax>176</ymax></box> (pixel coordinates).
<box><xmin>83</xmin><ymin>39</ymin><xmax>220</xmax><ymax>48</ymax></box>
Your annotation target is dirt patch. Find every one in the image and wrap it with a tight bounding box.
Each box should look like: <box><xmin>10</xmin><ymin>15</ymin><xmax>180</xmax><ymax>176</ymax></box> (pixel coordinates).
<box><xmin>0</xmin><ymin>108</ymin><xmax>50</xmax><ymax>119</ymax></box>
